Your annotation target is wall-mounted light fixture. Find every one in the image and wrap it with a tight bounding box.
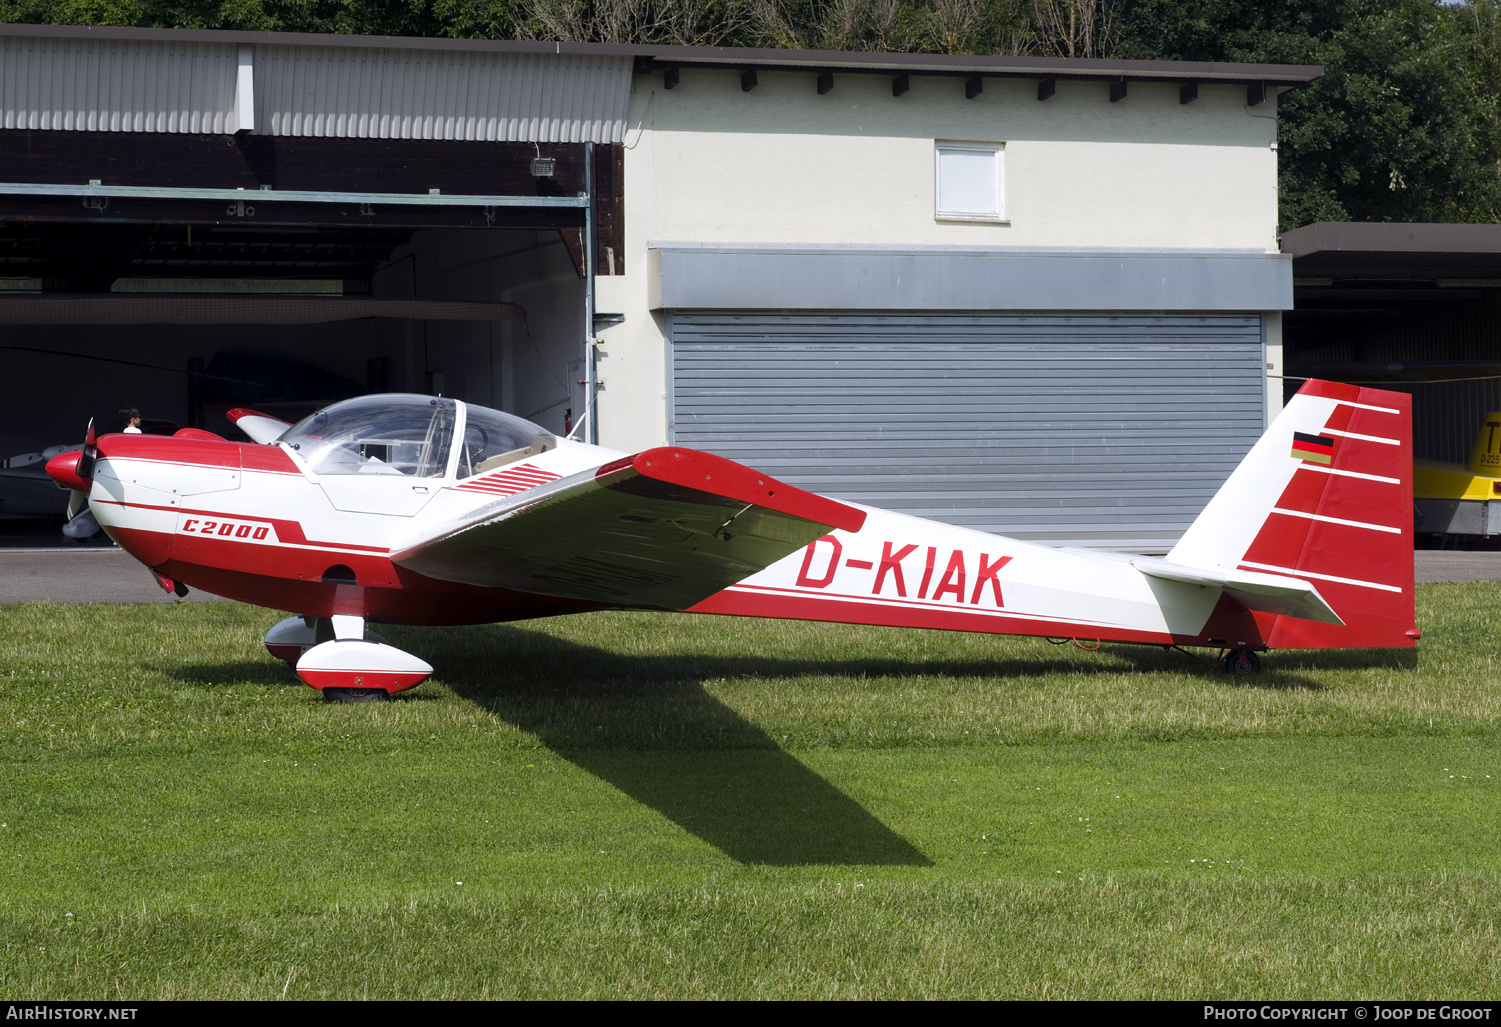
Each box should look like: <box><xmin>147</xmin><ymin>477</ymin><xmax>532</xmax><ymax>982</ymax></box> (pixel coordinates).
<box><xmin>531</xmin><ymin>143</ymin><xmax>555</xmax><ymax>178</ymax></box>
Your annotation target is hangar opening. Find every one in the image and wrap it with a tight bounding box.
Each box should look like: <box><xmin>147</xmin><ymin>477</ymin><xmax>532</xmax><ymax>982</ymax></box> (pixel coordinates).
<box><xmin>1281</xmin><ymin>224</ymin><xmax>1501</xmax><ymax>542</ymax></box>
<box><xmin>1282</xmin><ymin>223</ymin><xmax>1501</xmax><ymax>464</ymax></box>
<box><xmin>0</xmin><ymin>30</ymin><xmax>629</xmax><ymax>533</ymax></box>
<box><xmin>0</xmin><ymin>135</ymin><xmax>618</xmax><ymax>446</ymax></box>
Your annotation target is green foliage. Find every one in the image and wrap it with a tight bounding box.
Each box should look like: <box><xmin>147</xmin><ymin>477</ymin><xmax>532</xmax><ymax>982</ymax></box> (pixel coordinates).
<box><xmin>0</xmin><ymin>0</ymin><xmax>143</xmax><ymax>26</ymax></box>
<box><xmin>434</xmin><ymin>0</ymin><xmax>531</xmax><ymax>39</ymax></box>
<box><xmin>1115</xmin><ymin>0</ymin><xmax>1501</xmax><ymax>228</ymax></box>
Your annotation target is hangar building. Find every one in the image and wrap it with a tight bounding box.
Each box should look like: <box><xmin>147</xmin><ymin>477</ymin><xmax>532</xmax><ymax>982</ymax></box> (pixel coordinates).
<box><xmin>0</xmin><ymin>24</ymin><xmax>1317</xmax><ymax>549</ymax></box>
<box><xmin>1282</xmin><ymin>222</ymin><xmax>1501</xmax><ymax>468</ymax></box>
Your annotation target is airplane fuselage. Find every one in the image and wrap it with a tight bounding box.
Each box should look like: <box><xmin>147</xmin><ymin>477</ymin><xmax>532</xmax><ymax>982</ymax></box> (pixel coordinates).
<box><xmin>45</xmin><ymin>382</ymin><xmax>1417</xmax><ymax>699</ymax></box>
<box><xmin>84</xmin><ymin>431</ymin><xmax>1259</xmax><ymax>648</ymax></box>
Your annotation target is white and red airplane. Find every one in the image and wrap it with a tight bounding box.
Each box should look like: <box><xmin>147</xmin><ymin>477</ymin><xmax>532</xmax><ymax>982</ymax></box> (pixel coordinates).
<box><xmin>45</xmin><ymin>379</ymin><xmax>1419</xmax><ymax>702</ymax></box>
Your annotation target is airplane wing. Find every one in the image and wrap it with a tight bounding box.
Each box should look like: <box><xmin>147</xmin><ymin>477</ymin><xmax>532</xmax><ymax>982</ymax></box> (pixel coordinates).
<box><xmin>390</xmin><ymin>447</ymin><xmax>868</xmax><ymax>609</ymax></box>
<box><xmin>227</xmin><ymin>408</ymin><xmax>293</xmax><ymax>445</ymax></box>
<box><xmin>1131</xmin><ymin>557</ymin><xmax>1343</xmax><ymax>625</ymax></box>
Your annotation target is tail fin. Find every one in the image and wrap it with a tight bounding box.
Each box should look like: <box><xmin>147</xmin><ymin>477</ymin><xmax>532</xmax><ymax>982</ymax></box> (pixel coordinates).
<box><xmin>1466</xmin><ymin>411</ymin><xmax>1501</xmax><ymax>474</ymax></box>
<box><xmin>1168</xmin><ymin>379</ymin><xmax>1416</xmax><ymax>649</ymax></box>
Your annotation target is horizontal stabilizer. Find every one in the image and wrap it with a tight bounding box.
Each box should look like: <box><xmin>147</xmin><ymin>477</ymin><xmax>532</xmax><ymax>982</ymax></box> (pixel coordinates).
<box><xmin>226</xmin><ymin>408</ymin><xmax>292</xmax><ymax>445</ymax></box>
<box><xmin>1132</xmin><ymin>557</ymin><xmax>1343</xmax><ymax>625</ymax></box>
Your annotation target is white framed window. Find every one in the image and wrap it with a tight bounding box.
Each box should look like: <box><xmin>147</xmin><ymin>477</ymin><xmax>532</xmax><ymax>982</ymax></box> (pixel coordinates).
<box><xmin>935</xmin><ymin>142</ymin><xmax>1005</xmax><ymax>222</ymax></box>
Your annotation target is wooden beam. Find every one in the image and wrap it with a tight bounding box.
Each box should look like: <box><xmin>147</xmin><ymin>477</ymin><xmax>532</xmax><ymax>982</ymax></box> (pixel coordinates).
<box><xmin>1180</xmin><ymin>81</ymin><xmax>1198</xmax><ymax>104</ymax></box>
<box><xmin>0</xmin><ymin>130</ymin><xmax>592</xmax><ymax>198</ymax></box>
<box><xmin>592</xmin><ymin>142</ymin><xmax>624</xmax><ymax>276</ymax></box>
<box><xmin>0</xmin><ymin>131</ymin><xmax>605</xmax><ymax>231</ymax></box>
<box><xmin>965</xmin><ymin>77</ymin><xmax>982</xmax><ymax>100</ymax></box>
<box><xmin>0</xmin><ymin>194</ymin><xmax>584</xmax><ymax>230</ymax></box>
<box><xmin>892</xmin><ymin>74</ymin><xmax>909</xmax><ymax>97</ymax></box>
<box><xmin>817</xmin><ymin>71</ymin><xmax>833</xmax><ymax>94</ymax></box>
<box><xmin>663</xmin><ymin>66</ymin><xmax>679</xmax><ymax>90</ymax></box>
<box><xmin>1037</xmin><ymin>78</ymin><xmax>1055</xmax><ymax>101</ymax></box>
<box><xmin>558</xmin><ymin>227</ymin><xmax>586</xmax><ymax>280</ymax></box>
<box><xmin>1247</xmin><ymin>81</ymin><xmax>1266</xmax><ymax>106</ymax></box>
<box><xmin>741</xmin><ymin>68</ymin><xmax>758</xmax><ymax>92</ymax></box>
<box><xmin>1109</xmin><ymin>79</ymin><xmax>1127</xmax><ymax>103</ymax></box>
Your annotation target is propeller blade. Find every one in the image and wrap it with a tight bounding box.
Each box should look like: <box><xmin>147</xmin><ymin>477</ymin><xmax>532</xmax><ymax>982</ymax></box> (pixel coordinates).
<box><xmin>76</xmin><ymin>418</ymin><xmax>97</xmax><ymax>482</ymax></box>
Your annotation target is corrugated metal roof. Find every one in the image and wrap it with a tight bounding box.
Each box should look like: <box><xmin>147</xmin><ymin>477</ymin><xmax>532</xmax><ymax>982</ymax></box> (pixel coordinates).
<box><xmin>0</xmin><ymin>30</ymin><xmax>633</xmax><ymax>142</ymax></box>
<box><xmin>255</xmin><ymin>45</ymin><xmax>631</xmax><ymax>142</ymax></box>
<box><xmin>0</xmin><ymin>35</ymin><xmax>239</xmax><ymax>133</ymax></box>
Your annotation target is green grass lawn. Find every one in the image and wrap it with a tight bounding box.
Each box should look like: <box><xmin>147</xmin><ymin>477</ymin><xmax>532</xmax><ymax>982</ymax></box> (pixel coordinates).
<box><xmin>1</xmin><ymin>585</ymin><xmax>1499</xmax><ymax>998</ymax></box>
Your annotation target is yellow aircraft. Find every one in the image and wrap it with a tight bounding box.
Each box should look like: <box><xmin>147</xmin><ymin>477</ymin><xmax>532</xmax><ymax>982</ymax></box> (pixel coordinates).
<box><xmin>1414</xmin><ymin>412</ymin><xmax>1501</xmax><ymax>540</ymax></box>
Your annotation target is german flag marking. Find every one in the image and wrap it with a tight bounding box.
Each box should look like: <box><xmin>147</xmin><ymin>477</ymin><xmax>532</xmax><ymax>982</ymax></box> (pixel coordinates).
<box><xmin>1291</xmin><ymin>431</ymin><xmax>1335</xmax><ymax>465</ymax></box>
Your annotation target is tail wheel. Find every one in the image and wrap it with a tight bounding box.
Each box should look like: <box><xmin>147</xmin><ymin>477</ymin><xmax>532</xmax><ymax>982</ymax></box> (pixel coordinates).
<box><xmin>1224</xmin><ymin>649</ymin><xmax>1262</xmax><ymax>674</ymax></box>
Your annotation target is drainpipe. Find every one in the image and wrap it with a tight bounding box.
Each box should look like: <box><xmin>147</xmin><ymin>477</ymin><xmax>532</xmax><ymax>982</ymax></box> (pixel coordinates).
<box><xmin>584</xmin><ymin>141</ymin><xmax>598</xmax><ymax>445</ymax></box>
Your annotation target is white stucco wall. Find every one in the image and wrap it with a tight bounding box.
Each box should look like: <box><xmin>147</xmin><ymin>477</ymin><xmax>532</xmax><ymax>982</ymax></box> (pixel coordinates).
<box><xmin>594</xmin><ymin>65</ymin><xmax>1285</xmax><ymax>452</ymax></box>
<box><xmin>642</xmin><ymin>69</ymin><xmax>1278</xmax><ymax>250</ymax></box>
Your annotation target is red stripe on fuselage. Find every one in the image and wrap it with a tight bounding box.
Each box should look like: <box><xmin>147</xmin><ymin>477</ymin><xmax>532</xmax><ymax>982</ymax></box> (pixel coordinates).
<box><xmin>690</xmin><ymin>586</ymin><xmax>1180</xmax><ymax>646</ymax></box>
<box><xmin>107</xmin><ymin>523</ymin><xmax>606</xmax><ymax>625</ymax></box>
<box><xmin>94</xmin><ymin>498</ymin><xmax>389</xmax><ymax>553</ymax></box>
<box><xmin>453</xmin><ymin>462</ymin><xmax>560</xmax><ymax>495</ymax></box>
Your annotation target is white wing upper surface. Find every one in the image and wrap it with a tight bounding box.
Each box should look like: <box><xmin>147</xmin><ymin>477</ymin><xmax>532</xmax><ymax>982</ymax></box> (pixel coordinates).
<box><xmin>389</xmin><ymin>447</ymin><xmax>868</xmax><ymax>610</ymax></box>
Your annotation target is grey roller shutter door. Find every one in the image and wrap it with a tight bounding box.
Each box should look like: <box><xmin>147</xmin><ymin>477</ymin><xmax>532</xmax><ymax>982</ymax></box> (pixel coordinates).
<box><xmin>669</xmin><ymin>313</ymin><xmax>1265</xmax><ymax>550</ymax></box>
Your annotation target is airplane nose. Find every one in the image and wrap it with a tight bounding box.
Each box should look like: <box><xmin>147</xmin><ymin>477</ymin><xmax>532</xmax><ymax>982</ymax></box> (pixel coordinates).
<box><xmin>46</xmin><ymin>450</ymin><xmax>89</xmax><ymax>492</ymax></box>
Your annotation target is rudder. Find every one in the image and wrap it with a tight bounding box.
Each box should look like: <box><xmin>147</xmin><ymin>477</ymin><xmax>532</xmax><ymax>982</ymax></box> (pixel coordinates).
<box><xmin>1170</xmin><ymin>380</ymin><xmax>1416</xmax><ymax>649</ymax></box>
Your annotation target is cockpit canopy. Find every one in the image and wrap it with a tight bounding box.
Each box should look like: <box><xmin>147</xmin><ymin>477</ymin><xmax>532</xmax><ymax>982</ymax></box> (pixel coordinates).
<box><xmin>280</xmin><ymin>394</ymin><xmax>556</xmax><ymax>478</ymax></box>
<box><xmin>457</xmin><ymin>402</ymin><xmax>559</xmax><ymax>477</ymax></box>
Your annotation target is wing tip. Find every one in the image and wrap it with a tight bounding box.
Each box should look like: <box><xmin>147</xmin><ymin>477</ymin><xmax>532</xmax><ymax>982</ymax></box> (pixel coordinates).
<box><xmin>617</xmin><ymin>447</ymin><xmax>867</xmax><ymax>533</ymax></box>
<box><xmin>227</xmin><ymin>408</ymin><xmax>293</xmax><ymax>445</ymax></box>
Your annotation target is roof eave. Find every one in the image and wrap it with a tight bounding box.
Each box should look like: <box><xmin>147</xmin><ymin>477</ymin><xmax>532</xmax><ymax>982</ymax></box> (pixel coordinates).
<box><xmin>633</xmin><ymin>45</ymin><xmax>1321</xmax><ymax>85</ymax></box>
<box><xmin>0</xmin><ymin>22</ymin><xmax>1322</xmax><ymax>86</ymax></box>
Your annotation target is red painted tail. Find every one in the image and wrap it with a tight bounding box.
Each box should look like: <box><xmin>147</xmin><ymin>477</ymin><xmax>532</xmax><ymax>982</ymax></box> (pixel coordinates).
<box><xmin>1171</xmin><ymin>380</ymin><xmax>1417</xmax><ymax>648</ymax></box>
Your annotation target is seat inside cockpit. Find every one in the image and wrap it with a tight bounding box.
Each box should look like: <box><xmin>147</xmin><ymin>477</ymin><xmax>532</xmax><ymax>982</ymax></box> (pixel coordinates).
<box><xmin>457</xmin><ymin>403</ymin><xmax>557</xmax><ymax>478</ymax></box>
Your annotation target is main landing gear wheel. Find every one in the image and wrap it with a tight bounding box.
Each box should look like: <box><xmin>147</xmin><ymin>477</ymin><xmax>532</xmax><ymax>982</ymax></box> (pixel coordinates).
<box><xmin>1224</xmin><ymin>649</ymin><xmax>1262</xmax><ymax>674</ymax></box>
<box><xmin>263</xmin><ymin>616</ymin><xmax>388</xmax><ymax>669</ymax></box>
<box><xmin>323</xmin><ymin>687</ymin><xmax>390</xmax><ymax>704</ymax></box>
<box><xmin>293</xmin><ymin>615</ymin><xmax>434</xmax><ymax>702</ymax></box>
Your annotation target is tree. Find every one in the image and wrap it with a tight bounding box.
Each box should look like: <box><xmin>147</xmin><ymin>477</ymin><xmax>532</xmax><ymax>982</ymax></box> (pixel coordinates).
<box><xmin>1</xmin><ymin>0</ymin><xmax>1495</xmax><ymax>224</ymax></box>
<box><xmin>1113</xmin><ymin>0</ymin><xmax>1501</xmax><ymax>227</ymax></box>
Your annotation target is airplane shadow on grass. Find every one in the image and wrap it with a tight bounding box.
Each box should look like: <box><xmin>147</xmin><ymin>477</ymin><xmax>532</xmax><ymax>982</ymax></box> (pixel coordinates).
<box><xmin>390</xmin><ymin>624</ymin><xmax>937</xmax><ymax>867</ymax></box>
<box><xmin>155</xmin><ymin>649</ymin><xmax>931</xmax><ymax>866</ymax></box>
<box><xmin>1101</xmin><ymin>642</ymin><xmax>1418</xmax><ymax>688</ymax></box>
<box><xmin>405</xmin><ymin>625</ymin><xmax>1423</xmax><ymax>867</ymax></box>
<box><xmin>159</xmin><ymin>659</ymin><xmax>301</xmax><ymax>687</ymax></box>
<box><xmin>160</xmin><ymin>623</ymin><xmax>1417</xmax><ymax>864</ymax></box>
